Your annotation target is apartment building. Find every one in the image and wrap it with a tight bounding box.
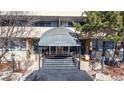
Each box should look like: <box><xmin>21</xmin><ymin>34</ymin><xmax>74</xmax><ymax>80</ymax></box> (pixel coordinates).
<box><xmin>0</xmin><ymin>11</ymin><xmax>86</xmax><ymax>62</ymax></box>
<box><xmin>0</xmin><ymin>11</ymin><xmax>116</xmax><ymax>63</ymax></box>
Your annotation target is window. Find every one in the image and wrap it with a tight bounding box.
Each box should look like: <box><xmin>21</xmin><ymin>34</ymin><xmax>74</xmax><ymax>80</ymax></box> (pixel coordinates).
<box><xmin>68</xmin><ymin>22</ymin><xmax>73</xmax><ymax>27</ymax></box>
<box><xmin>61</xmin><ymin>21</ymin><xmax>73</xmax><ymax>27</ymax></box>
<box><xmin>8</xmin><ymin>39</ymin><xmax>26</xmax><ymax>50</ymax></box>
<box><xmin>33</xmin><ymin>21</ymin><xmax>58</xmax><ymax>27</ymax></box>
<box><xmin>15</xmin><ymin>20</ymin><xmax>27</xmax><ymax>26</ymax></box>
<box><xmin>1</xmin><ymin>19</ymin><xmax>14</xmax><ymax>26</ymax></box>
<box><xmin>103</xmin><ymin>41</ymin><xmax>114</xmax><ymax>51</ymax></box>
<box><xmin>1</xmin><ymin>19</ymin><xmax>28</xmax><ymax>26</ymax></box>
<box><xmin>0</xmin><ymin>39</ymin><xmax>26</xmax><ymax>51</ymax></box>
<box><xmin>10</xmin><ymin>41</ymin><xmax>15</xmax><ymax>49</ymax></box>
<box><xmin>51</xmin><ymin>21</ymin><xmax>58</xmax><ymax>27</ymax></box>
<box><xmin>92</xmin><ymin>39</ymin><xmax>103</xmax><ymax>51</ymax></box>
<box><xmin>33</xmin><ymin>40</ymin><xmax>39</xmax><ymax>53</ymax></box>
<box><xmin>92</xmin><ymin>39</ymin><xmax>98</xmax><ymax>50</ymax></box>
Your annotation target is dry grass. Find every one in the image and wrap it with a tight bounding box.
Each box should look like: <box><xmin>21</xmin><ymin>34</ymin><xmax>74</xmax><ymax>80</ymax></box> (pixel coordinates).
<box><xmin>0</xmin><ymin>63</ymin><xmax>11</xmax><ymax>72</ymax></box>
<box><xmin>104</xmin><ymin>64</ymin><xmax>124</xmax><ymax>77</ymax></box>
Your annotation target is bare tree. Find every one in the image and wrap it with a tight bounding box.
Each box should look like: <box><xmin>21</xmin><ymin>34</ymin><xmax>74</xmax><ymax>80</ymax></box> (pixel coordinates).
<box><xmin>0</xmin><ymin>11</ymin><xmax>41</xmax><ymax>64</ymax></box>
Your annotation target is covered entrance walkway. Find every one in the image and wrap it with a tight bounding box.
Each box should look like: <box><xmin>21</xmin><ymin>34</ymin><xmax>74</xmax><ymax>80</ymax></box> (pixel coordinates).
<box><xmin>38</xmin><ymin>27</ymin><xmax>81</xmax><ymax>70</ymax></box>
<box><xmin>25</xmin><ymin>27</ymin><xmax>93</xmax><ymax>81</ymax></box>
<box><xmin>38</xmin><ymin>27</ymin><xmax>81</xmax><ymax>58</ymax></box>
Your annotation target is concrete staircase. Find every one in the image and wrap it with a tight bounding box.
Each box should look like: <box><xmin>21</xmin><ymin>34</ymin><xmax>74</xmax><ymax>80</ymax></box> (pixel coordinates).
<box><xmin>42</xmin><ymin>57</ymin><xmax>78</xmax><ymax>70</ymax></box>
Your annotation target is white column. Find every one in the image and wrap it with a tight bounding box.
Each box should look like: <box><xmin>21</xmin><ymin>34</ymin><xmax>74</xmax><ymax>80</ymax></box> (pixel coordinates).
<box><xmin>55</xmin><ymin>46</ymin><xmax>57</xmax><ymax>55</ymax></box>
<box><xmin>79</xmin><ymin>46</ymin><xmax>81</xmax><ymax>55</ymax></box>
<box><xmin>49</xmin><ymin>46</ymin><xmax>51</xmax><ymax>55</ymax></box>
<box><xmin>62</xmin><ymin>46</ymin><xmax>63</xmax><ymax>55</ymax></box>
<box><xmin>39</xmin><ymin>54</ymin><xmax>40</xmax><ymax>70</ymax></box>
<box><xmin>77</xmin><ymin>46</ymin><xmax>78</xmax><ymax>55</ymax></box>
<box><xmin>26</xmin><ymin>39</ymin><xmax>30</xmax><ymax>59</ymax></box>
<box><xmin>68</xmin><ymin>47</ymin><xmax>70</xmax><ymax>55</ymax></box>
<box><xmin>59</xmin><ymin>17</ymin><xmax>61</xmax><ymax>27</ymax></box>
<box><xmin>26</xmin><ymin>39</ymin><xmax>29</xmax><ymax>50</ymax></box>
<box><xmin>90</xmin><ymin>40</ymin><xmax>93</xmax><ymax>51</ymax></box>
<box><xmin>41</xmin><ymin>47</ymin><xmax>42</xmax><ymax>55</ymax></box>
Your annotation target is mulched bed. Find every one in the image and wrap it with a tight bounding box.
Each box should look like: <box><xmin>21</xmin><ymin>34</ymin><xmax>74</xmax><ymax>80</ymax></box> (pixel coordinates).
<box><xmin>2</xmin><ymin>68</ymin><xmax>26</xmax><ymax>81</ymax></box>
<box><xmin>0</xmin><ymin>61</ymin><xmax>36</xmax><ymax>81</ymax></box>
<box><xmin>104</xmin><ymin>64</ymin><xmax>124</xmax><ymax>78</ymax></box>
<box><xmin>0</xmin><ymin>63</ymin><xmax>11</xmax><ymax>72</ymax></box>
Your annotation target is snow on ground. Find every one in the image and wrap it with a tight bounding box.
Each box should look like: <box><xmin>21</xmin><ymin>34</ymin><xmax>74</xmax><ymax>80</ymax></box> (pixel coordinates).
<box><xmin>1</xmin><ymin>59</ymin><xmax>124</xmax><ymax>81</ymax></box>
<box><xmin>88</xmin><ymin>63</ymin><xmax>124</xmax><ymax>81</ymax></box>
<box><xmin>0</xmin><ymin>60</ymin><xmax>39</xmax><ymax>81</ymax></box>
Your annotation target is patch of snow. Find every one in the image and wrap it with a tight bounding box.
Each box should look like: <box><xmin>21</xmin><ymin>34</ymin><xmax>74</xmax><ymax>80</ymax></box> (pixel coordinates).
<box><xmin>0</xmin><ymin>71</ymin><xmax>12</xmax><ymax>80</ymax></box>
<box><xmin>10</xmin><ymin>73</ymin><xmax>23</xmax><ymax>81</ymax></box>
<box><xmin>95</xmin><ymin>73</ymin><xmax>113</xmax><ymax>81</ymax></box>
<box><xmin>19</xmin><ymin>61</ymin><xmax>38</xmax><ymax>81</ymax></box>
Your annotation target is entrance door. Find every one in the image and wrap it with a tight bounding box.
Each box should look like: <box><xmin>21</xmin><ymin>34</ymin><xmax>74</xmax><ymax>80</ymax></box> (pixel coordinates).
<box><xmin>57</xmin><ymin>46</ymin><xmax>63</xmax><ymax>55</ymax></box>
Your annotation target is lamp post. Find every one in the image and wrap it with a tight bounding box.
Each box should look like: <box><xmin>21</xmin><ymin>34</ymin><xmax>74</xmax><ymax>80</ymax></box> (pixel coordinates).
<box><xmin>39</xmin><ymin>53</ymin><xmax>41</xmax><ymax>70</ymax></box>
<box><xmin>121</xmin><ymin>42</ymin><xmax>124</xmax><ymax>62</ymax></box>
<box><xmin>11</xmin><ymin>53</ymin><xmax>15</xmax><ymax>72</ymax></box>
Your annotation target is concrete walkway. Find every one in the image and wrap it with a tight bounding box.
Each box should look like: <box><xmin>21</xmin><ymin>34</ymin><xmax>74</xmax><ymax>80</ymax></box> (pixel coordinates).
<box><xmin>25</xmin><ymin>69</ymin><xmax>93</xmax><ymax>81</ymax></box>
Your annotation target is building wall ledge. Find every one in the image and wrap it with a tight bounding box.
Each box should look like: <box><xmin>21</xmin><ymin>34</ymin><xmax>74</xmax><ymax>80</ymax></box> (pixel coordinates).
<box><xmin>0</xmin><ymin>27</ymin><xmax>75</xmax><ymax>38</ymax></box>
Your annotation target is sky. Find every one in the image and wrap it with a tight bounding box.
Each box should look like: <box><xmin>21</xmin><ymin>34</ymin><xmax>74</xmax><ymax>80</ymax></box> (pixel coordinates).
<box><xmin>0</xmin><ymin>0</ymin><xmax>124</xmax><ymax>11</ymax></box>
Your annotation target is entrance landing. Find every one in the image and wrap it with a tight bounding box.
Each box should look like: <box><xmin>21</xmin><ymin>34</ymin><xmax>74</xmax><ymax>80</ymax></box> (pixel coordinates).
<box><xmin>25</xmin><ymin>69</ymin><xmax>93</xmax><ymax>81</ymax></box>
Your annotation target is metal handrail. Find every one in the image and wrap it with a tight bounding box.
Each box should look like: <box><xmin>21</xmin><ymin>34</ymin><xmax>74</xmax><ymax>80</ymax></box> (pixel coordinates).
<box><xmin>72</xmin><ymin>54</ymin><xmax>80</xmax><ymax>69</ymax></box>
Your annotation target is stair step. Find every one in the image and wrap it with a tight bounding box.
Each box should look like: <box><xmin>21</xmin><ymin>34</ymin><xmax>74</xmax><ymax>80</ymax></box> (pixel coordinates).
<box><xmin>44</xmin><ymin>61</ymin><xmax>74</xmax><ymax>63</ymax></box>
<box><xmin>43</xmin><ymin>64</ymin><xmax>75</xmax><ymax>66</ymax></box>
<box><xmin>44</xmin><ymin>60</ymin><xmax>73</xmax><ymax>63</ymax></box>
<box><xmin>44</xmin><ymin>59</ymin><xmax>72</xmax><ymax>61</ymax></box>
<box><xmin>43</xmin><ymin>67</ymin><xmax>78</xmax><ymax>70</ymax></box>
<box><xmin>44</xmin><ymin>63</ymin><xmax>74</xmax><ymax>64</ymax></box>
<box><xmin>43</xmin><ymin>65</ymin><xmax>76</xmax><ymax>67</ymax></box>
<box><xmin>44</xmin><ymin>63</ymin><xmax>74</xmax><ymax>65</ymax></box>
<box><xmin>42</xmin><ymin>57</ymin><xmax>78</xmax><ymax>70</ymax></box>
<box><xmin>44</xmin><ymin>59</ymin><xmax>73</xmax><ymax>61</ymax></box>
<box><xmin>44</xmin><ymin>60</ymin><xmax>73</xmax><ymax>62</ymax></box>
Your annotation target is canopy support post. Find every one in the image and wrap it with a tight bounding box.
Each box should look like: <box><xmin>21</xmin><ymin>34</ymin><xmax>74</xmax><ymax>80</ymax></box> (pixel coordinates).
<box><xmin>77</xmin><ymin>46</ymin><xmax>78</xmax><ymax>56</ymax></box>
<box><xmin>79</xmin><ymin>46</ymin><xmax>81</xmax><ymax>55</ymax></box>
<box><xmin>41</xmin><ymin>47</ymin><xmax>42</xmax><ymax>55</ymax></box>
<box><xmin>39</xmin><ymin>54</ymin><xmax>40</xmax><ymax>70</ymax></box>
<box><xmin>56</xmin><ymin>46</ymin><xmax>57</xmax><ymax>55</ymax></box>
<box><xmin>59</xmin><ymin>17</ymin><xmax>61</xmax><ymax>27</ymax></box>
<box><xmin>49</xmin><ymin>46</ymin><xmax>51</xmax><ymax>55</ymax></box>
<box><xmin>62</xmin><ymin>46</ymin><xmax>63</xmax><ymax>55</ymax></box>
<box><xmin>68</xmin><ymin>47</ymin><xmax>70</xmax><ymax>55</ymax></box>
